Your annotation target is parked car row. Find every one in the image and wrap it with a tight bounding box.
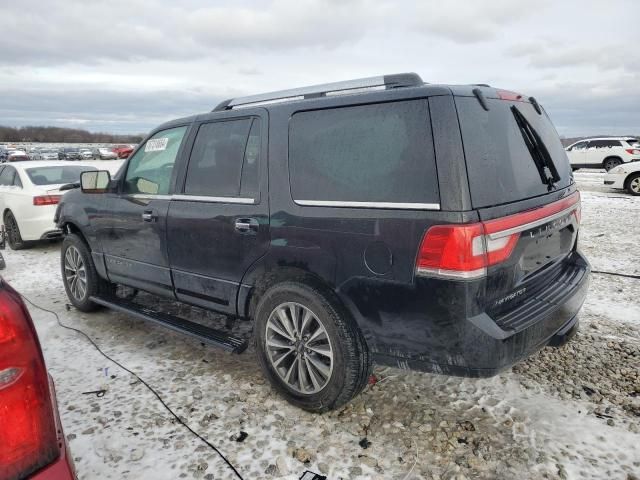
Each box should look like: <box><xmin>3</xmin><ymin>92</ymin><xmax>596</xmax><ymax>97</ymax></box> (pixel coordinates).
<box><xmin>0</xmin><ymin>144</ymin><xmax>133</xmax><ymax>162</ymax></box>
<box><xmin>566</xmin><ymin>136</ymin><xmax>640</xmax><ymax>171</ymax></box>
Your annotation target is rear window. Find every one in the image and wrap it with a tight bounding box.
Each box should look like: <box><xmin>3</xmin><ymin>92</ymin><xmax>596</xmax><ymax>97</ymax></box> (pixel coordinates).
<box><xmin>26</xmin><ymin>165</ymin><xmax>97</xmax><ymax>185</ymax></box>
<box><xmin>455</xmin><ymin>97</ymin><xmax>572</xmax><ymax>208</ymax></box>
<box><xmin>289</xmin><ymin>100</ymin><xmax>439</xmax><ymax>206</ymax></box>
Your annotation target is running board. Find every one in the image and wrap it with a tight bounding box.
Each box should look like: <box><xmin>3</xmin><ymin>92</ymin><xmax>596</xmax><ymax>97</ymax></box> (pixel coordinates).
<box><xmin>89</xmin><ymin>295</ymin><xmax>247</xmax><ymax>353</ymax></box>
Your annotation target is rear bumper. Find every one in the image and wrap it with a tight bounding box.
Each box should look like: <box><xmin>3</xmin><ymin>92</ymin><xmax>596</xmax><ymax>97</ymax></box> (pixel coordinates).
<box><xmin>344</xmin><ymin>252</ymin><xmax>590</xmax><ymax>377</ymax></box>
<box><xmin>12</xmin><ymin>206</ymin><xmax>59</xmax><ymax>241</ymax></box>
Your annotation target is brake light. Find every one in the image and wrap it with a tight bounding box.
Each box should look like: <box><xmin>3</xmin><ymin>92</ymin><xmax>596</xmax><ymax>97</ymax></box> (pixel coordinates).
<box><xmin>416</xmin><ymin>192</ymin><xmax>581</xmax><ymax>279</ymax></box>
<box><xmin>33</xmin><ymin>195</ymin><xmax>61</xmax><ymax>206</ymax></box>
<box><xmin>626</xmin><ymin>148</ymin><xmax>640</xmax><ymax>155</ymax></box>
<box><xmin>497</xmin><ymin>90</ymin><xmax>525</xmax><ymax>101</ymax></box>
<box><xmin>0</xmin><ymin>282</ymin><xmax>59</xmax><ymax>479</ymax></box>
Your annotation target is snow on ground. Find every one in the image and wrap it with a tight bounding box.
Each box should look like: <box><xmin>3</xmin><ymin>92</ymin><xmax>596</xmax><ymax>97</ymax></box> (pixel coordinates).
<box><xmin>1</xmin><ymin>170</ymin><xmax>639</xmax><ymax>480</ymax></box>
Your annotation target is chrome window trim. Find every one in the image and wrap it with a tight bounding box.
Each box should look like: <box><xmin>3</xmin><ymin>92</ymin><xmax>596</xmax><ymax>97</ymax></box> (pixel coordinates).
<box><xmin>172</xmin><ymin>194</ymin><xmax>256</xmax><ymax>204</ymax></box>
<box><xmin>127</xmin><ymin>194</ymin><xmax>256</xmax><ymax>204</ymax></box>
<box><xmin>128</xmin><ymin>194</ymin><xmax>173</xmax><ymax>200</ymax></box>
<box><xmin>487</xmin><ymin>204</ymin><xmax>578</xmax><ymax>240</ymax></box>
<box><xmin>294</xmin><ymin>200</ymin><xmax>440</xmax><ymax>210</ymax></box>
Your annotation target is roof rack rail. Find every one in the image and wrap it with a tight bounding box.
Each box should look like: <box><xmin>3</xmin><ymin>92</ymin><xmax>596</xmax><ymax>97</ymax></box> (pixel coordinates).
<box><xmin>213</xmin><ymin>73</ymin><xmax>424</xmax><ymax>111</ymax></box>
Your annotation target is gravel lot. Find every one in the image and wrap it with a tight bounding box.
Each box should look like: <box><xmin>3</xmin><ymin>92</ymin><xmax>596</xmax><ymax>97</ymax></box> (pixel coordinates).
<box><xmin>2</xmin><ymin>170</ymin><xmax>639</xmax><ymax>480</ymax></box>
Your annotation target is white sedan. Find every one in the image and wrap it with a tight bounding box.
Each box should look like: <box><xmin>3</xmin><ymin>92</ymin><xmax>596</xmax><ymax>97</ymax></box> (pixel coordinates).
<box><xmin>604</xmin><ymin>161</ymin><xmax>640</xmax><ymax>196</ymax></box>
<box><xmin>0</xmin><ymin>161</ymin><xmax>99</xmax><ymax>249</ymax></box>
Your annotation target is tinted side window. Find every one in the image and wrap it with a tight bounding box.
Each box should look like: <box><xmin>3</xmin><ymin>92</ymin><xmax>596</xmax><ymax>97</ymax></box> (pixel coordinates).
<box><xmin>289</xmin><ymin>100</ymin><xmax>439</xmax><ymax>205</ymax></box>
<box><xmin>124</xmin><ymin>126</ymin><xmax>187</xmax><ymax>195</ymax></box>
<box><xmin>570</xmin><ymin>141</ymin><xmax>588</xmax><ymax>150</ymax></box>
<box><xmin>184</xmin><ymin>119</ymin><xmax>253</xmax><ymax>197</ymax></box>
<box><xmin>240</xmin><ymin>120</ymin><xmax>261</xmax><ymax>198</ymax></box>
<box><xmin>589</xmin><ymin>140</ymin><xmax>620</xmax><ymax>148</ymax></box>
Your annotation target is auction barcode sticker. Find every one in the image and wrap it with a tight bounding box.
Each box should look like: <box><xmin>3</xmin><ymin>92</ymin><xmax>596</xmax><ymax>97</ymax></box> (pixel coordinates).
<box><xmin>145</xmin><ymin>137</ymin><xmax>169</xmax><ymax>152</ymax></box>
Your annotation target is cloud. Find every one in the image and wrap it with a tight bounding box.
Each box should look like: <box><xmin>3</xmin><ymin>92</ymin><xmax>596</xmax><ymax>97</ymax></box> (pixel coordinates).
<box><xmin>0</xmin><ymin>0</ymin><xmax>381</xmax><ymax>66</ymax></box>
<box><xmin>412</xmin><ymin>0</ymin><xmax>548</xmax><ymax>44</ymax></box>
<box><xmin>0</xmin><ymin>0</ymin><xmax>638</xmax><ymax>135</ymax></box>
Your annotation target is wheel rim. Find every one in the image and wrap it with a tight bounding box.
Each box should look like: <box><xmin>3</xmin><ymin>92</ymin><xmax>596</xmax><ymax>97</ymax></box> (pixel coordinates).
<box><xmin>64</xmin><ymin>245</ymin><xmax>87</xmax><ymax>301</ymax></box>
<box><xmin>630</xmin><ymin>177</ymin><xmax>640</xmax><ymax>193</ymax></box>
<box><xmin>265</xmin><ymin>302</ymin><xmax>334</xmax><ymax>394</ymax></box>
<box><xmin>605</xmin><ymin>160</ymin><xmax>620</xmax><ymax>171</ymax></box>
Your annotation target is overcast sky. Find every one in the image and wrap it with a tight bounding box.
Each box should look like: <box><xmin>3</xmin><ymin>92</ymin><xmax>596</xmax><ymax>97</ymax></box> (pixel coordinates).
<box><xmin>0</xmin><ymin>0</ymin><xmax>638</xmax><ymax>136</ymax></box>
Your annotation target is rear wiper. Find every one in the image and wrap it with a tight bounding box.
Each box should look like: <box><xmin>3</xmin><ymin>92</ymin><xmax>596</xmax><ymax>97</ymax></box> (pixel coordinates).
<box><xmin>511</xmin><ymin>105</ymin><xmax>560</xmax><ymax>191</ymax></box>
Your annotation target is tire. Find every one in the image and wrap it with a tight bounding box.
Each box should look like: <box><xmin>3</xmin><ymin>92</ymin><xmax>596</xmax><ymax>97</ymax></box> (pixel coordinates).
<box><xmin>4</xmin><ymin>211</ymin><xmax>32</xmax><ymax>250</ymax></box>
<box><xmin>603</xmin><ymin>157</ymin><xmax>622</xmax><ymax>171</ymax></box>
<box><xmin>254</xmin><ymin>281</ymin><xmax>371</xmax><ymax>412</ymax></box>
<box><xmin>626</xmin><ymin>173</ymin><xmax>640</xmax><ymax>196</ymax></box>
<box><xmin>61</xmin><ymin>234</ymin><xmax>113</xmax><ymax>311</ymax></box>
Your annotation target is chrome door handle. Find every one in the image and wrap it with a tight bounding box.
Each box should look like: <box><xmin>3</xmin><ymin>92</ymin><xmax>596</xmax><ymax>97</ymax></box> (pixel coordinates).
<box><xmin>141</xmin><ymin>211</ymin><xmax>157</xmax><ymax>222</ymax></box>
<box><xmin>235</xmin><ymin>218</ymin><xmax>259</xmax><ymax>234</ymax></box>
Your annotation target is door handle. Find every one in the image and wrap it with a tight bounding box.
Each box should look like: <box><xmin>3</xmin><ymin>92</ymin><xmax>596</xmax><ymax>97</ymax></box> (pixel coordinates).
<box><xmin>142</xmin><ymin>210</ymin><xmax>157</xmax><ymax>222</ymax></box>
<box><xmin>235</xmin><ymin>218</ymin><xmax>259</xmax><ymax>234</ymax></box>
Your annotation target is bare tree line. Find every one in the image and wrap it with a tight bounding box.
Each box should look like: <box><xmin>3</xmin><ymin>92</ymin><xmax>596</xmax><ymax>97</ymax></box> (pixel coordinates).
<box><xmin>0</xmin><ymin>125</ymin><xmax>144</xmax><ymax>144</ymax></box>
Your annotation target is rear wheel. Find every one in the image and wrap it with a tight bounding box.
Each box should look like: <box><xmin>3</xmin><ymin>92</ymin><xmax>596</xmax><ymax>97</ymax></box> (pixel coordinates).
<box><xmin>603</xmin><ymin>157</ymin><xmax>622</xmax><ymax>171</ymax></box>
<box><xmin>254</xmin><ymin>281</ymin><xmax>371</xmax><ymax>412</ymax></box>
<box><xmin>626</xmin><ymin>173</ymin><xmax>640</xmax><ymax>196</ymax></box>
<box><xmin>4</xmin><ymin>211</ymin><xmax>31</xmax><ymax>250</ymax></box>
<box><xmin>61</xmin><ymin>234</ymin><xmax>113</xmax><ymax>311</ymax></box>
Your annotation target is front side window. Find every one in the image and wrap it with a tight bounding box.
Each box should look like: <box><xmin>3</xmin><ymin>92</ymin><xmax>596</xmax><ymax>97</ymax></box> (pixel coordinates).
<box><xmin>570</xmin><ymin>141</ymin><xmax>588</xmax><ymax>150</ymax></box>
<box><xmin>288</xmin><ymin>100</ymin><xmax>439</xmax><ymax>205</ymax></box>
<box><xmin>124</xmin><ymin>126</ymin><xmax>187</xmax><ymax>195</ymax></box>
<box><xmin>183</xmin><ymin>118</ymin><xmax>259</xmax><ymax>198</ymax></box>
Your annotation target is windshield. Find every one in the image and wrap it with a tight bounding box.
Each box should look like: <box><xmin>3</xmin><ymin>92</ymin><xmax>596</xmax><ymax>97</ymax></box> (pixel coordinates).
<box><xmin>455</xmin><ymin>96</ymin><xmax>572</xmax><ymax>208</ymax></box>
<box><xmin>26</xmin><ymin>165</ymin><xmax>97</xmax><ymax>185</ymax></box>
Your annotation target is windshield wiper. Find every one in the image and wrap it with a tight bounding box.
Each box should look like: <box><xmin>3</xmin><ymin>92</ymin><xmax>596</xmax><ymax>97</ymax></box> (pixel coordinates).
<box><xmin>511</xmin><ymin>105</ymin><xmax>560</xmax><ymax>191</ymax></box>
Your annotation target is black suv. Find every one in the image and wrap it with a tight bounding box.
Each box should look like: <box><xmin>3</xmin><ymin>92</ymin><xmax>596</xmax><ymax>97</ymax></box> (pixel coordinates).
<box><xmin>56</xmin><ymin>73</ymin><xmax>589</xmax><ymax>412</ymax></box>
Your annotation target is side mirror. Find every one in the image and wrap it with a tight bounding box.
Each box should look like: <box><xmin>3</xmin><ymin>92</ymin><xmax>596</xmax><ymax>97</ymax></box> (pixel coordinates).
<box><xmin>81</xmin><ymin>170</ymin><xmax>111</xmax><ymax>193</ymax></box>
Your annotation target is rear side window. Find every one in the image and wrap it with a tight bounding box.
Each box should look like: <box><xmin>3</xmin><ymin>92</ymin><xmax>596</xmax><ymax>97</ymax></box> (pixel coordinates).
<box><xmin>289</xmin><ymin>100</ymin><xmax>439</xmax><ymax>206</ymax></box>
<box><xmin>0</xmin><ymin>166</ymin><xmax>17</xmax><ymax>186</ymax></box>
<box><xmin>184</xmin><ymin>118</ymin><xmax>259</xmax><ymax>198</ymax></box>
<box><xmin>456</xmin><ymin>97</ymin><xmax>572</xmax><ymax>208</ymax></box>
<box><xmin>588</xmin><ymin>139</ymin><xmax>621</xmax><ymax>148</ymax></box>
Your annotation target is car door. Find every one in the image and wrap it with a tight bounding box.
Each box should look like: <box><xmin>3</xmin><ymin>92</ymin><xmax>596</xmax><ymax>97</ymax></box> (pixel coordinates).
<box><xmin>585</xmin><ymin>140</ymin><xmax>608</xmax><ymax>165</ymax></box>
<box><xmin>567</xmin><ymin>140</ymin><xmax>588</xmax><ymax>166</ymax></box>
<box><xmin>166</xmin><ymin>111</ymin><xmax>269</xmax><ymax>315</ymax></box>
<box><xmin>101</xmin><ymin>125</ymin><xmax>190</xmax><ymax>296</ymax></box>
<box><xmin>0</xmin><ymin>165</ymin><xmax>22</xmax><ymax>209</ymax></box>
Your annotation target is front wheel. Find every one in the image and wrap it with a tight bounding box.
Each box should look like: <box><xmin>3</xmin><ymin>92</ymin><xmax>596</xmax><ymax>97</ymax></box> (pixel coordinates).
<box><xmin>626</xmin><ymin>173</ymin><xmax>640</xmax><ymax>196</ymax></box>
<box><xmin>61</xmin><ymin>234</ymin><xmax>113</xmax><ymax>311</ymax></box>
<box><xmin>254</xmin><ymin>281</ymin><xmax>371</xmax><ymax>412</ymax></box>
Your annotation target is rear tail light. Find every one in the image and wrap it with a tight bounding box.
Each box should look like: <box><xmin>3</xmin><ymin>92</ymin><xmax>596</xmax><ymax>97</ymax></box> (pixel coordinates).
<box><xmin>416</xmin><ymin>192</ymin><xmax>581</xmax><ymax>279</ymax></box>
<box><xmin>626</xmin><ymin>148</ymin><xmax>640</xmax><ymax>155</ymax></box>
<box><xmin>33</xmin><ymin>195</ymin><xmax>61</xmax><ymax>206</ymax></box>
<box><xmin>0</xmin><ymin>282</ymin><xmax>59</xmax><ymax>479</ymax></box>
